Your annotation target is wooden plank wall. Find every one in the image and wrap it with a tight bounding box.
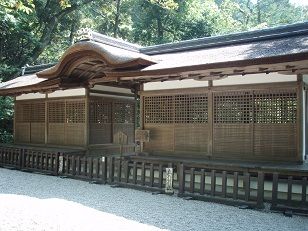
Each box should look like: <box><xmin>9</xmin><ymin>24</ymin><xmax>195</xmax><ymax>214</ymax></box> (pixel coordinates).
<box><xmin>89</xmin><ymin>97</ymin><xmax>135</xmax><ymax>145</ymax></box>
<box><xmin>141</xmin><ymin>82</ymin><xmax>299</xmax><ymax>162</ymax></box>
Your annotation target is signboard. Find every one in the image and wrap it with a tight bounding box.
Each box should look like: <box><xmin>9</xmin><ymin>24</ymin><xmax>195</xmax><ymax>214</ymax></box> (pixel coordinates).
<box><xmin>165</xmin><ymin>167</ymin><xmax>174</xmax><ymax>194</ymax></box>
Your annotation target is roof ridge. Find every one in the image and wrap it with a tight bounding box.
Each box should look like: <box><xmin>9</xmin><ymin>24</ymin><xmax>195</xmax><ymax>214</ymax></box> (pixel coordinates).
<box><xmin>141</xmin><ymin>21</ymin><xmax>308</xmax><ymax>55</ymax></box>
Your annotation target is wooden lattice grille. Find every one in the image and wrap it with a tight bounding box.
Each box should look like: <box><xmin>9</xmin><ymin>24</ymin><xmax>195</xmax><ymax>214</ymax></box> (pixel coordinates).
<box><xmin>47</xmin><ymin>99</ymin><xmax>85</xmax><ymax>146</ymax></box>
<box><xmin>48</xmin><ymin>101</ymin><xmax>65</xmax><ymax>123</ymax></box>
<box><xmin>66</xmin><ymin>100</ymin><xmax>85</xmax><ymax>123</ymax></box>
<box><xmin>142</xmin><ymin>85</ymin><xmax>299</xmax><ymax>161</ymax></box>
<box><xmin>89</xmin><ymin>98</ymin><xmax>135</xmax><ymax>145</ymax></box>
<box><xmin>144</xmin><ymin>96</ymin><xmax>173</xmax><ymax>123</ymax></box>
<box><xmin>214</xmin><ymin>91</ymin><xmax>253</xmax><ymax>124</ymax></box>
<box><xmin>15</xmin><ymin>101</ymin><xmax>45</xmax><ymax>144</ymax></box>
<box><xmin>114</xmin><ymin>101</ymin><xmax>135</xmax><ymax>123</ymax></box>
<box><xmin>143</xmin><ymin>93</ymin><xmax>209</xmax><ymax>154</ymax></box>
<box><xmin>144</xmin><ymin>94</ymin><xmax>208</xmax><ymax>124</ymax></box>
<box><xmin>254</xmin><ymin>89</ymin><xmax>297</xmax><ymax>124</ymax></box>
<box><xmin>89</xmin><ymin>100</ymin><xmax>112</xmax><ymax>123</ymax></box>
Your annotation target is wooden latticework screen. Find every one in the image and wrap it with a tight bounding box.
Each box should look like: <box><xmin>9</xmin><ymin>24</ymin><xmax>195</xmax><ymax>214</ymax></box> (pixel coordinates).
<box><xmin>15</xmin><ymin>101</ymin><xmax>45</xmax><ymax>144</ymax></box>
<box><xmin>89</xmin><ymin>97</ymin><xmax>135</xmax><ymax>145</ymax></box>
<box><xmin>48</xmin><ymin>99</ymin><xmax>85</xmax><ymax>146</ymax></box>
<box><xmin>142</xmin><ymin>83</ymin><xmax>299</xmax><ymax>162</ymax></box>
<box><xmin>143</xmin><ymin>93</ymin><xmax>209</xmax><ymax>155</ymax></box>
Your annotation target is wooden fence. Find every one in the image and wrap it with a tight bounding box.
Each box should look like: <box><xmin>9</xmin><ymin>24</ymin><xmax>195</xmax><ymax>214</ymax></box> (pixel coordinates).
<box><xmin>0</xmin><ymin>145</ymin><xmax>307</xmax><ymax>214</ymax></box>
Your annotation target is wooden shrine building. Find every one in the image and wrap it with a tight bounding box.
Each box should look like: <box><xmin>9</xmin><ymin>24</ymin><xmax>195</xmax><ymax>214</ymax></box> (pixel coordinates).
<box><xmin>1</xmin><ymin>23</ymin><xmax>308</xmax><ymax>163</ymax></box>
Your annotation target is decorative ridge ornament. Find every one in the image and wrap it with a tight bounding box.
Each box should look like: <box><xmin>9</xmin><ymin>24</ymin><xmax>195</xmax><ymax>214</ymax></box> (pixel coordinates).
<box><xmin>75</xmin><ymin>28</ymin><xmax>93</xmax><ymax>42</ymax></box>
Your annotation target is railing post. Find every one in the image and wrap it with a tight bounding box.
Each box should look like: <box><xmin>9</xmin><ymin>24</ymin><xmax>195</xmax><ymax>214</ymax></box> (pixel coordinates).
<box><xmin>19</xmin><ymin>148</ymin><xmax>24</xmax><ymax>169</ymax></box>
<box><xmin>178</xmin><ymin>163</ymin><xmax>185</xmax><ymax>195</ymax></box>
<box><xmin>108</xmin><ymin>157</ymin><xmax>114</xmax><ymax>184</ymax></box>
<box><xmin>257</xmin><ymin>171</ymin><xmax>264</xmax><ymax>209</ymax></box>
<box><xmin>271</xmin><ymin>173</ymin><xmax>279</xmax><ymax>209</ymax></box>
<box><xmin>101</xmin><ymin>156</ymin><xmax>107</xmax><ymax>184</ymax></box>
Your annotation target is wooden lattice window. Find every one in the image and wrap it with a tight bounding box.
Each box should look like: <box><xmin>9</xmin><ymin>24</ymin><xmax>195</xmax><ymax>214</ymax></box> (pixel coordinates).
<box><xmin>16</xmin><ymin>103</ymin><xmax>31</xmax><ymax>123</ymax></box>
<box><xmin>144</xmin><ymin>96</ymin><xmax>173</xmax><ymax>123</ymax></box>
<box><xmin>214</xmin><ymin>91</ymin><xmax>253</xmax><ymax>124</ymax></box>
<box><xmin>31</xmin><ymin>102</ymin><xmax>45</xmax><ymax>122</ymax></box>
<box><xmin>254</xmin><ymin>89</ymin><xmax>297</xmax><ymax>124</ymax></box>
<box><xmin>66</xmin><ymin>100</ymin><xmax>85</xmax><ymax>123</ymax></box>
<box><xmin>48</xmin><ymin>101</ymin><xmax>65</xmax><ymax>123</ymax></box>
<box><xmin>175</xmin><ymin>94</ymin><xmax>208</xmax><ymax>123</ymax></box>
<box><xmin>89</xmin><ymin>100</ymin><xmax>111</xmax><ymax>123</ymax></box>
<box><xmin>113</xmin><ymin>101</ymin><xmax>135</xmax><ymax>123</ymax></box>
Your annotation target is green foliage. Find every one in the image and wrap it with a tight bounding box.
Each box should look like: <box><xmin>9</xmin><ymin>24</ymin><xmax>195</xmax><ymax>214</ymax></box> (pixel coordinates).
<box><xmin>0</xmin><ymin>97</ymin><xmax>14</xmax><ymax>143</ymax></box>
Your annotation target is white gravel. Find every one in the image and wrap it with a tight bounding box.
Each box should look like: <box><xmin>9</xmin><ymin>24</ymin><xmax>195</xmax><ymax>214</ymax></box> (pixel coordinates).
<box><xmin>0</xmin><ymin>168</ymin><xmax>307</xmax><ymax>231</ymax></box>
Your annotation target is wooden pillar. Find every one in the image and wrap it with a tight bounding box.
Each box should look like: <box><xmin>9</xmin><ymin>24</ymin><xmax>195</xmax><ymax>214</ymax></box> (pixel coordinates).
<box><xmin>139</xmin><ymin>83</ymin><xmax>144</xmax><ymax>152</ymax></box>
<box><xmin>44</xmin><ymin>93</ymin><xmax>48</xmax><ymax>145</ymax></box>
<box><xmin>13</xmin><ymin>97</ymin><xmax>16</xmax><ymax>144</ymax></box>
<box><xmin>85</xmin><ymin>89</ymin><xmax>90</xmax><ymax>150</ymax></box>
<box><xmin>208</xmin><ymin>90</ymin><xmax>213</xmax><ymax>156</ymax></box>
<box><xmin>297</xmin><ymin>74</ymin><xmax>304</xmax><ymax>162</ymax></box>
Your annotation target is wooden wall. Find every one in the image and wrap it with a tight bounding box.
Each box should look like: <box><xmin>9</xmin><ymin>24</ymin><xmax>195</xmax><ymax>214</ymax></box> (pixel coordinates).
<box><xmin>15</xmin><ymin>97</ymin><xmax>86</xmax><ymax>147</ymax></box>
<box><xmin>141</xmin><ymin>82</ymin><xmax>300</xmax><ymax>162</ymax></box>
<box><xmin>89</xmin><ymin>96</ymin><xmax>135</xmax><ymax>145</ymax></box>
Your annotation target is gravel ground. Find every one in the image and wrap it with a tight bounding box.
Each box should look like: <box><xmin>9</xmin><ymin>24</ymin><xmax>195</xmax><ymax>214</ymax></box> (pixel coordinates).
<box><xmin>0</xmin><ymin>168</ymin><xmax>307</xmax><ymax>231</ymax></box>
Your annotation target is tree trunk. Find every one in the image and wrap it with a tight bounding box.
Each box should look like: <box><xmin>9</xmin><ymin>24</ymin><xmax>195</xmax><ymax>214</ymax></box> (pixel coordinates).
<box><xmin>113</xmin><ymin>0</ymin><xmax>121</xmax><ymax>38</ymax></box>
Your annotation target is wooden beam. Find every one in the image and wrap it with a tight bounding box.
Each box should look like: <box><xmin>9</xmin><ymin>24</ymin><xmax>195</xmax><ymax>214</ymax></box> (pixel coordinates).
<box><xmin>297</xmin><ymin>74</ymin><xmax>304</xmax><ymax>163</ymax></box>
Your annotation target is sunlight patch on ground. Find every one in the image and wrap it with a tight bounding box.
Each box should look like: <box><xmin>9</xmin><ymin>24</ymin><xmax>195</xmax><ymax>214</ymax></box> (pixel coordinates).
<box><xmin>0</xmin><ymin>194</ymin><xmax>166</xmax><ymax>231</ymax></box>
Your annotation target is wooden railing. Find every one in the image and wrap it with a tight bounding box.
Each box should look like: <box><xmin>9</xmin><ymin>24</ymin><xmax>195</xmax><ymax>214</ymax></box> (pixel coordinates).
<box><xmin>0</xmin><ymin>145</ymin><xmax>307</xmax><ymax>214</ymax></box>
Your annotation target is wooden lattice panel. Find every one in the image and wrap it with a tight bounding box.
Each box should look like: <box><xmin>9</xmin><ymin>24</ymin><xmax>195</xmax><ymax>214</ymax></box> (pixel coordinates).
<box><xmin>144</xmin><ymin>96</ymin><xmax>173</xmax><ymax>123</ymax></box>
<box><xmin>214</xmin><ymin>91</ymin><xmax>253</xmax><ymax>124</ymax></box>
<box><xmin>16</xmin><ymin>103</ymin><xmax>31</xmax><ymax>123</ymax></box>
<box><xmin>31</xmin><ymin>102</ymin><xmax>45</xmax><ymax>123</ymax></box>
<box><xmin>66</xmin><ymin>100</ymin><xmax>85</xmax><ymax>123</ymax></box>
<box><xmin>174</xmin><ymin>94</ymin><xmax>208</xmax><ymax>123</ymax></box>
<box><xmin>113</xmin><ymin>101</ymin><xmax>135</xmax><ymax>123</ymax></box>
<box><xmin>48</xmin><ymin>101</ymin><xmax>65</xmax><ymax>123</ymax></box>
<box><xmin>254</xmin><ymin>89</ymin><xmax>297</xmax><ymax>124</ymax></box>
<box><xmin>89</xmin><ymin>100</ymin><xmax>111</xmax><ymax>123</ymax></box>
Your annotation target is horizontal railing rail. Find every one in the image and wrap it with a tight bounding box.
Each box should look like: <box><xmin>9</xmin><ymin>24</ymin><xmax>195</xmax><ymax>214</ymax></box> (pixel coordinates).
<box><xmin>0</xmin><ymin>145</ymin><xmax>307</xmax><ymax>214</ymax></box>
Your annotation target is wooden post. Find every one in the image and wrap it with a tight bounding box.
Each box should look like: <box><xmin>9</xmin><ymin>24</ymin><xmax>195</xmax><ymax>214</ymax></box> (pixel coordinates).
<box><xmin>200</xmin><ymin>169</ymin><xmax>205</xmax><ymax>195</ymax></box>
<box><xmin>178</xmin><ymin>163</ymin><xmax>185</xmax><ymax>195</ymax></box>
<box><xmin>13</xmin><ymin>97</ymin><xmax>16</xmax><ymax>144</ymax></box>
<box><xmin>190</xmin><ymin>168</ymin><xmax>195</xmax><ymax>193</ymax></box>
<box><xmin>133</xmin><ymin>162</ymin><xmax>137</xmax><ymax>184</ymax></box>
<box><xmin>233</xmin><ymin>172</ymin><xmax>238</xmax><ymax>200</ymax></box>
<box><xmin>72</xmin><ymin>155</ymin><xmax>76</xmax><ymax>176</ymax></box>
<box><xmin>297</xmin><ymin>74</ymin><xmax>304</xmax><ymax>162</ymax></box>
<box><xmin>244</xmin><ymin>172</ymin><xmax>250</xmax><ymax>201</ymax></box>
<box><xmin>257</xmin><ymin>171</ymin><xmax>264</xmax><ymax>208</ymax></box>
<box><xmin>108</xmin><ymin>157</ymin><xmax>114</xmax><ymax>183</ymax></box>
<box><xmin>149</xmin><ymin>163</ymin><xmax>154</xmax><ymax>187</ymax></box>
<box><xmin>208</xmin><ymin>91</ymin><xmax>213</xmax><ymax>156</ymax></box>
<box><xmin>89</xmin><ymin>157</ymin><xmax>93</xmax><ymax>179</ymax></box>
<box><xmin>272</xmin><ymin>173</ymin><xmax>279</xmax><ymax>208</ymax></box>
<box><xmin>211</xmin><ymin>170</ymin><xmax>216</xmax><ymax>196</ymax></box>
<box><xmin>302</xmin><ymin>177</ymin><xmax>307</xmax><ymax>203</ymax></box>
<box><xmin>45</xmin><ymin>93</ymin><xmax>48</xmax><ymax>145</ymax></box>
<box><xmin>84</xmin><ymin>89</ymin><xmax>90</xmax><ymax>151</ymax></box>
<box><xmin>101</xmin><ymin>157</ymin><xmax>107</xmax><ymax>184</ymax></box>
<box><xmin>287</xmin><ymin>176</ymin><xmax>293</xmax><ymax>204</ymax></box>
<box><xmin>141</xmin><ymin>162</ymin><xmax>145</xmax><ymax>186</ymax></box>
<box><xmin>158</xmin><ymin>164</ymin><xmax>163</xmax><ymax>189</ymax></box>
<box><xmin>139</xmin><ymin>84</ymin><xmax>144</xmax><ymax>152</ymax></box>
<box><xmin>222</xmin><ymin>171</ymin><xmax>227</xmax><ymax>198</ymax></box>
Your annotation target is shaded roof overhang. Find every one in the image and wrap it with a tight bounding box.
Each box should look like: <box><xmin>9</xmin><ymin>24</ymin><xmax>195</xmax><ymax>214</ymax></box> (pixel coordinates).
<box><xmin>1</xmin><ymin>22</ymin><xmax>308</xmax><ymax>96</ymax></box>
